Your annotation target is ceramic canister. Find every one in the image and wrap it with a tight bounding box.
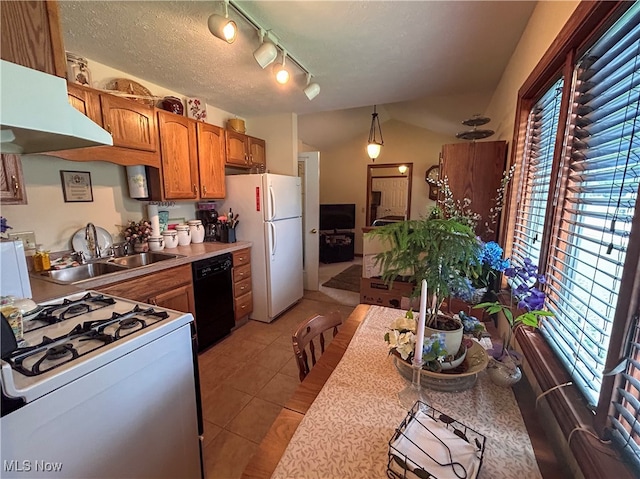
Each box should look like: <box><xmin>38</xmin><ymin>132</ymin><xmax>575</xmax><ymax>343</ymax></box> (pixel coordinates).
<box><xmin>175</xmin><ymin>224</ymin><xmax>191</xmax><ymax>246</ymax></box>
<box><xmin>148</xmin><ymin>236</ymin><xmax>164</xmax><ymax>252</ymax></box>
<box><xmin>162</xmin><ymin>230</ymin><xmax>179</xmax><ymax>249</ymax></box>
<box><xmin>187</xmin><ymin>220</ymin><xmax>204</xmax><ymax>244</ymax></box>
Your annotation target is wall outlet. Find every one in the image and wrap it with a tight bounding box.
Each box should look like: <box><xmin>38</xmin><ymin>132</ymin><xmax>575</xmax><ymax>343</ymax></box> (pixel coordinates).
<box><xmin>8</xmin><ymin>231</ymin><xmax>37</xmax><ymax>250</ymax></box>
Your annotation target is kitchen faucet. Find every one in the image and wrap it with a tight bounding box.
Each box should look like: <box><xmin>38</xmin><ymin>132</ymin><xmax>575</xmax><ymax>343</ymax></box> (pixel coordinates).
<box><xmin>85</xmin><ymin>222</ymin><xmax>101</xmax><ymax>258</ymax></box>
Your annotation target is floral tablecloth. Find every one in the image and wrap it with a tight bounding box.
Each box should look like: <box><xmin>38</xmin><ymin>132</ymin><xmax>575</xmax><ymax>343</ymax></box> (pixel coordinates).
<box><xmin>272</xmin><ymin>305</ymin><xmax>542</xmax><ymax>479</ymax></box>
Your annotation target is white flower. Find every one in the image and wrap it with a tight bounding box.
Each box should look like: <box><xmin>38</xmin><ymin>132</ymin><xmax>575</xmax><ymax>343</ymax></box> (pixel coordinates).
<box><xmin>387</xmin><ymin>330</ymin><xmax>415</xmax><ymax>360</ymax></box>
<box><xmin>389</xmin><ymin>316</ymin><xmax>416</xmax><ymax>333</ymax></box>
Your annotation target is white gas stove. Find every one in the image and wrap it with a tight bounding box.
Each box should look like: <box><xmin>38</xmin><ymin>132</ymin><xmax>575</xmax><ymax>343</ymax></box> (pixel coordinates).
<box><xmin>1</xmin><ymin>291</ymin><xmax>203</xmax><ymax>479</ymax></box>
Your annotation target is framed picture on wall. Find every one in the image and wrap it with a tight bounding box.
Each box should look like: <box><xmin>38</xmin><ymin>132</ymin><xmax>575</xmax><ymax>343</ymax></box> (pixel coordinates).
<box><xmin>60</xmin><ymin>170</ymin><xmax>93</xmax><ymax>202</ymax></box>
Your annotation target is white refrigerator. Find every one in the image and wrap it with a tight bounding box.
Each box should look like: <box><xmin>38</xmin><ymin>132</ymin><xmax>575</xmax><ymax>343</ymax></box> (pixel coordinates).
<box><xmin>225</xmin><ymin>173</ymin><xmax>304</xmax><ymax>323</ymax></box>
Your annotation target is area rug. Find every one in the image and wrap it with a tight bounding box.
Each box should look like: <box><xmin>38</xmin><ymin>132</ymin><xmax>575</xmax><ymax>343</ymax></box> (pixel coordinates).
<box><xmin>321</xmin><ymin>265</ymin><xmax>362</xmax><ymax>293</ymax></box>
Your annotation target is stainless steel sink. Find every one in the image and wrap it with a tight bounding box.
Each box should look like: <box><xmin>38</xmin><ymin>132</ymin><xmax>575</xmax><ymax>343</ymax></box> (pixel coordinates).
<box><xmin>39</xmin><ymin>262</ymin><xmax>128</xmax><ymax>283</ymax></box>
<box><xmin>109</xmin><ymin>252</ymin><xmax>181</xmax><ymax>268</ymax></box>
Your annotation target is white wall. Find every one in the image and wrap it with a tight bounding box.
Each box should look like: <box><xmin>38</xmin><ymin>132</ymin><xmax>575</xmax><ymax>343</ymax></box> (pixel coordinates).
<box><xmin>248</xmin><ymin>113</ymin><xmax>298</xmax><ymax>175</ymax></box>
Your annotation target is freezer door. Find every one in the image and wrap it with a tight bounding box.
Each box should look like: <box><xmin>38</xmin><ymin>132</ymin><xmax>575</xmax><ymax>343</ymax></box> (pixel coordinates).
<box><xmin>265</xmin><ymin>217</ymin><xmax>303</xmax><ymax>320</ymax></box>
<box><xmin>263</xmin><ymin>174</ymin><xmax>302</xmax><ymax>221</ymax></box>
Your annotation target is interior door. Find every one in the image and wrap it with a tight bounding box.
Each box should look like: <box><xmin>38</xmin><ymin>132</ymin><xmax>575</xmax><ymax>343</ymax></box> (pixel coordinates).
<box><xmin>298</xmin><ymin>152</ymin><xmax>320</xmax><ymax>291</ymax></box>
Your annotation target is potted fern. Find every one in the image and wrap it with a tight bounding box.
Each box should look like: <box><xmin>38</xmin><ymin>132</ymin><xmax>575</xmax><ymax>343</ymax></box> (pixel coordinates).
<box><xmin>366</xmin><ymin>210</ymin><xmax>482</xmax><ymax>359</ymax></box>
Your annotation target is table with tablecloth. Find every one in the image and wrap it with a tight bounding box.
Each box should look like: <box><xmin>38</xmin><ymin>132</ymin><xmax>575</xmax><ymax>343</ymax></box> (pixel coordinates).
<box><xmin>271</xmin><ymin>305</ymin><xmax>542</xmax><ymax>479</ymax></box>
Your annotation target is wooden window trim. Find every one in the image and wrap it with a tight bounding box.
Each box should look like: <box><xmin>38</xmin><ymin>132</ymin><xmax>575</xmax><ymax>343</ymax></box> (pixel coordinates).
<box><xmin>500</xmin><ymin>2</ymin><xmax>638</xmax><ymax>477</ymax></box>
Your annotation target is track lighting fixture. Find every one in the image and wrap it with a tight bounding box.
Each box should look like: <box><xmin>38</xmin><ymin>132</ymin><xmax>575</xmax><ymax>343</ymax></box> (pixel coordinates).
<box><xmin>253</xmin><ymin>29</ymin><xmax>278</xmax><ymax>69</ymax></box>
<box><xmin>273</xmin><ymin>51</ymin><xmax>290</xmax><ymax>85</ymax></box>
<box><xmin>208</xmin><ymin>0</ymin><xmax>237</xmax><ymax>44</ymax></box>
<box><xmin>367</xmin><ymin>105</ymin><xmax>384</xmax><ymax>160</ymax></box>
<box><xmin>303</xmin><ymin>73</ymin><xmax>320</xmax><ymax>100</ymax></box>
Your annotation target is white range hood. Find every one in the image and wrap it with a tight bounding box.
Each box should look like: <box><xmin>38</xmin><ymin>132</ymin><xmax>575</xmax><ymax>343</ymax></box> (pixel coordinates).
<box><xmin>0</xmin><ymin>60</ymin><xmax>113</xmax><ymax>154</ymax></box>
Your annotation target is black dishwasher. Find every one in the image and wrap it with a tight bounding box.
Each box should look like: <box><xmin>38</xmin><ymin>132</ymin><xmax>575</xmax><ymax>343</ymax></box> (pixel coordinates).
<box><xmin>192</xmin><ymin>253</ymin><xmax>235</xmax><ymax>352</ymax></box>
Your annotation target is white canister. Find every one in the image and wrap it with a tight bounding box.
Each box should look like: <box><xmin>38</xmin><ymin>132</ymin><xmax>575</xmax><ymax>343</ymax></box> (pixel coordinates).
<box><xmin>148</xmin><ymin>236</ymin><xmax>164</xmax><ymax>252</ymax></box>
<box><xmin>175</xmin><ymin>225</ymin><xmax>191</xmax><ymax>246</ymax></box>
<box><xmin>188</xmin><ymin>220</ymin><xmax>205</xmax><ymax>244</ymax></box>
<box><xmin>162</xmin><ymin>230</ymin><xmax>179</xmax><ymax>249</ymax></box>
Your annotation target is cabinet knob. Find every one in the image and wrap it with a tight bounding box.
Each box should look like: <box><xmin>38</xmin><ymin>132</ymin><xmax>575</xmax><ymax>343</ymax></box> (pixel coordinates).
<box><xmin>240</xmin><ymin>285</ymin><xmax>246</xmax><ymax>291</ymax></box>
<box><xmin>203</xmin><ymin>185</ymin><xmax>207</xmax><ymax>195</ymax></box>
<box><xmin>11</xmin><ymin>175</ymin><xmax>19</xmax><ymax>197</ymax></box>
<box><xmin>310</xmin><ymin>229</ymin><xmax>317</xmax><ymax>234</ymax></box>
<box><xmin>106</xmin><ymin>124</ymin><xmax>111</xmax><ymax>133</ymax></box>
<box><xmin>193</xmin><ymin>184</ymin><xmax>198</xmax><ymax>194</ymax></box>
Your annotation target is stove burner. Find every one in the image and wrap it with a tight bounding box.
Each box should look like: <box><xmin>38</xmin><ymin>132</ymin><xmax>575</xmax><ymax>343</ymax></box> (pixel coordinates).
<box><xmin>46</xmin><ymin>344</ymin><xmax>74</xmax><ymax>360</ymax></box>
<box><xmin>33</xmin><ymin>344</ymin><xmax>79</xmax><ymax>374</ymax></box>
<box><xmin>61</xmin><ymin>303</ymin><xmax>90</xmax><ymax>319</ymax></box>
<box><xmin>120</xmin><ymin>317</ymin><xmax>141</xmax><ymax>330</ymax></box>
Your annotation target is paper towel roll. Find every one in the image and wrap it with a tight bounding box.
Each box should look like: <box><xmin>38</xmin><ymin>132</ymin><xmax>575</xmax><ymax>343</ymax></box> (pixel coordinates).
<box><xmin>148</xmin><ymin>204</ymin><xmax>160</xmax><ymax>237</ymax></box>
<box><xmin>126</xmin><ymin>165</ymin><xmax>148</xmax><ymax>199</ymax></box>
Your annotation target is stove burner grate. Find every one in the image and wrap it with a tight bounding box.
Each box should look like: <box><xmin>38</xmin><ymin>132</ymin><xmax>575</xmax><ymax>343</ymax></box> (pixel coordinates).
<box><xmin>25</xmin><ymin>293</ymin><xmax>117</xmax><ymax>333</ymax></box>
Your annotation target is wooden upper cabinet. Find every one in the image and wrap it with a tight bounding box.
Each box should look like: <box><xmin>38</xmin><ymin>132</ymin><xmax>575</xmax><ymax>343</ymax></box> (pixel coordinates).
<box><xmin>248</xmin><ymin>136</ymin><xmax>266</xmax><ymax>168</ymax></box>
<box><xmin>197</xmin><ymin>123</ymin><xmax>226</xmax><ymax>199</ymax></box>
<box><xmin>66</xmin><ymin>83</ymin><xmax>102</xmax><ymax>125</ymax></box>
<box><xmin>100</xmin><ymin>95</ymin><xmax>158</xmax><ymax>152</ymax></box>
<box><xmin>1</xmin><ymin>1</ymin><xmax>66</xmax><ymax>77</ymax></box>
<box><xmin>157</xmin><ymin>110</ymin><xmax>199</xmax><ymax>200</ymax></box>
<box><xmin>225</xmin><ymin>130</ymin><xmax>249</xmax><ymax>167</ymax></box>
<box><xmin>0</xmin><ymin>154</ymin><xmax>27</xmax><ymax>205</ymax></box>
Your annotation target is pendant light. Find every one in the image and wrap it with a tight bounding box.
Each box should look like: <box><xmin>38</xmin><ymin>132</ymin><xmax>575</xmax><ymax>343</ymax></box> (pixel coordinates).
<box><xmin>367</xmin><ymin>105</ymin><xmax>384</xmax><ymax>160</ymax></box>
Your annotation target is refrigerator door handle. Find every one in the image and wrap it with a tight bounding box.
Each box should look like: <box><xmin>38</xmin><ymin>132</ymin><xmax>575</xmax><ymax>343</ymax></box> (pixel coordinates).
<box><xmin>268</xmin><ymin>185</ymin><xmax>276</xmax><ymax>221</ymax></box>
<box><xmin>269</xmin><ymin>222</ymin><xmax>277</xmax><ymax>257</ymax></box>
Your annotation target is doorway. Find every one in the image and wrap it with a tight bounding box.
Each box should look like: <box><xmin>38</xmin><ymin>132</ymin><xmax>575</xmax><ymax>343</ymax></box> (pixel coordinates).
<box><xmin>298</xmin><ymin>152</ymin><xmax>320</xmax><ymax>291</ymax></box>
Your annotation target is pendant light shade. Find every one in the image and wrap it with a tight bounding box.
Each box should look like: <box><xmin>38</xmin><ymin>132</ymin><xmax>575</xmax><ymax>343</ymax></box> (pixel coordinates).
<box><xmin>367</xmin><ymin>105</ymin><xmax>384</xmax><ymax>160</ymax></box>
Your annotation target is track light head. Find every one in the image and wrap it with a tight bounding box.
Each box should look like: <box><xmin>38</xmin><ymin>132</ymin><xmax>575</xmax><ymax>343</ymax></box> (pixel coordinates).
<box><xmin>253</xmin><ymin>31</ymin><xmax>278</xmax><ymax>69</ymax></box>
<box><xmin>273</xmin><ymin>51</ymin><xmax>289</xmax><ymax>84</ymax></box>
<box><xmin>303</xmin><ymin>73</ymin><xmax>320</xmax><ymax>100</ymax></box>
<box><xmin>208</xmin><ymin>13</ymin><xmax>237</xmax><ymax>43</ymax></box>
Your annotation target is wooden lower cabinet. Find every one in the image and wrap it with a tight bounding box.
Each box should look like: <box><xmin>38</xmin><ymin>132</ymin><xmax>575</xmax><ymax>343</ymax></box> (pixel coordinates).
<box><xmin>232</xmin><ymin>248</ymin><xmax>253</xmax><ymax>323</ymax></box>
<box><xmin>96</xmin><ymin>264</ymin><xmax>195</xmax><ymax>315</ymax></box>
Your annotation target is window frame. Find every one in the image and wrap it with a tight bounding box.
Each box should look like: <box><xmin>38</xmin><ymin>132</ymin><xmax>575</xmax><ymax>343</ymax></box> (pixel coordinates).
<box><xmin>500</xmin><ymin>1</ymin><xmax>638</xmax><ymax>477</ymax></box>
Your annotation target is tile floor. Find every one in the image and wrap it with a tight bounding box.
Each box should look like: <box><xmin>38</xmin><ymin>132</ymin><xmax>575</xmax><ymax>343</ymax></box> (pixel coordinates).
<box><xmin>199</xmin><ymin>259</ymin><xmax>361</xmax><ymax>479</ymax></box>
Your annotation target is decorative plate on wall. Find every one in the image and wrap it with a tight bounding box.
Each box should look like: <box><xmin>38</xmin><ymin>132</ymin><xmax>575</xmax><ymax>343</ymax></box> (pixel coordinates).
<box><xmin>105</xmin><ymin>78</ymin><xmax>155</xmax><ymax>105</ymax></box>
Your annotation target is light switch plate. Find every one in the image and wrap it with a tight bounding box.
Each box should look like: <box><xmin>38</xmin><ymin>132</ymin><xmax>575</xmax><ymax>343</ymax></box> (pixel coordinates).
<box><xmin>8</xmin><ymin>231</ymin><xmax>36</xmax><ymax>250</ymax></box>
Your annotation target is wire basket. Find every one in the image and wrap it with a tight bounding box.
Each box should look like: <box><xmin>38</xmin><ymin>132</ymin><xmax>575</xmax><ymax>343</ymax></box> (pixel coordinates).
<box><xmin>387</xmin><ymin>401</ymin><xmax>486</xmax><ymax>479</ymax></box>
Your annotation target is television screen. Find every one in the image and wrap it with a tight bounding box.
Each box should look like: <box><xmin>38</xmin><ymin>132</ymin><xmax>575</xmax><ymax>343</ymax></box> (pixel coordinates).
<box><xmin>320</xmin><ymin>204</ymin><xmax>356</xmax><ymax>230</ymax></box>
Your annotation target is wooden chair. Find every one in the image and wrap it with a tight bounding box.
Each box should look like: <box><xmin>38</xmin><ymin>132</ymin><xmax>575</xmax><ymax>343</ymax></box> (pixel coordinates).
<box><xmin>292</xmin><ymin>311</ymin><xmax>342</xmax><ymax>382</ymax></box>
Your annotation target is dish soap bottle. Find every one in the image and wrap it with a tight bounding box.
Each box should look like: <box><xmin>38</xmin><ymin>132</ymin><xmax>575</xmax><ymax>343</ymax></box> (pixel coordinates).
<box><xmin>33</xmin><ymin>245</ymin><xmax>51</xmax><ymax>272</ymax></box>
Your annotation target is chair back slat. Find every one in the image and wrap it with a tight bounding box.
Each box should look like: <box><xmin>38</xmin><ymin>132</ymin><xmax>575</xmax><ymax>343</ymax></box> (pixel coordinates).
<box><xmin>292</xmin><ymin>311</ymin><xmax>342</xmax><ymax>381</ymax></box>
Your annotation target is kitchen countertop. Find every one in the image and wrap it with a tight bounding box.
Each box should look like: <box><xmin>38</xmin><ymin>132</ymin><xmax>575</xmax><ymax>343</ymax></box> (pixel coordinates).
<box><xmin>30</xmin><ymin>241</ymin><xmax>252</xmax><ymax>303</ymax></box>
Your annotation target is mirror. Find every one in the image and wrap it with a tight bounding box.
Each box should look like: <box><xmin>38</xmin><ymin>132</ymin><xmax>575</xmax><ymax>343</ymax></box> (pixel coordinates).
<box><xmin>366</xmin><ymin>163</ymin><xmax>413</xmax><ymax>226</ymax></box>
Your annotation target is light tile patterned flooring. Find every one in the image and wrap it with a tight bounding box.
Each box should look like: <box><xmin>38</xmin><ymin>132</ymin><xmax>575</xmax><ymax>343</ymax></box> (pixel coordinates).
<box><xmin>199</xmin><ymin>259</ymin><xmax>360</xmax><ymax>479</ymax></box>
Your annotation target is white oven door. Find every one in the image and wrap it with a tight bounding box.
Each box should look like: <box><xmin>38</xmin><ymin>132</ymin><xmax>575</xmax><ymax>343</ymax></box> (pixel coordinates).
<box><xmin>0</xmin><ymin>323</ymin><xmax>201</xmax><ymax>479</ymax></box>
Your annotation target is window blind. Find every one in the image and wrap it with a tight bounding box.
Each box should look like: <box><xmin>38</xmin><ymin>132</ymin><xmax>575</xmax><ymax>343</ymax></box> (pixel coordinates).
<box><xmin>511</xmin><ymin>78</ymin><xmax>563</xmax><ymax>270</ymax></box>
<box><xmin>540</xmin><ymin>1</ymin><xmax>640</xmax><ymax>423</ymax></box>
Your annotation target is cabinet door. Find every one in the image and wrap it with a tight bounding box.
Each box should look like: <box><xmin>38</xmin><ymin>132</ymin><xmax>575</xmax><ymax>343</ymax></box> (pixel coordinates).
<box><xmin>225</xmin><ymin>130</ymin><xmax>249</xmax><ymax>167</ymax></box>
<box><xmin>100</xmin><ymin>94</ymin><xmax>158</xmax><ymax>152</ymax></box>
<box><xmin>248</xmin><ymin>136</ymin><xmax>266</xmax><ymax>168</ymax></box>
<box><xmin>197</xmin><ymin>123</ymin><xmax>226</xmax><ymax>199</ymax></box>
<box><xmin>67</xmin><ymin>83</ymin><xmax>102</xmax><ymax>125</ymax></box>
<box><xmin>151</xmin><ymin>284</ymin><xmax>194</xmax><ymax>314</ymax></box>
<box><xmin>0</xmin><ymin>1</ymin><xmax>66</xmax><ymax>77</ymax></box>
<box><xmin>0</xmin><ymin>154</ymin><xmax>27</xmax><ymax>205</ymax></box>
<box><xmin>158</xmin><ymin>110</ymin><xmax>199</xmax><ymax>199</ymax></box>
<box><xmin>440</xmin><ymin>141</ymin><xmax>507</xmax><ymax>241</ymax></box>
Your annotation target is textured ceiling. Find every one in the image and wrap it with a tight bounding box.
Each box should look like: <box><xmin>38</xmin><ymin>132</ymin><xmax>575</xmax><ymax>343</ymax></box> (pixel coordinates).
<box><xmin>59</xmin><ymin>1</ymin><xmax>537</xmax><ymax>149</ymax></box>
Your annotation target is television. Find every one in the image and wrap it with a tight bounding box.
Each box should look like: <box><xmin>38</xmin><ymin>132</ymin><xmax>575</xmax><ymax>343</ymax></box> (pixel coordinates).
<box><xmin>320</xmin><ymin>204</ymin><xmax>356</xmax><ymax>230</ymax></box>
